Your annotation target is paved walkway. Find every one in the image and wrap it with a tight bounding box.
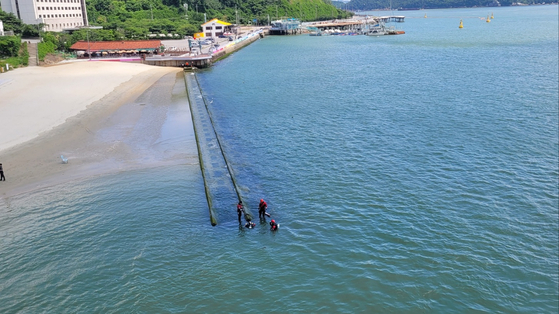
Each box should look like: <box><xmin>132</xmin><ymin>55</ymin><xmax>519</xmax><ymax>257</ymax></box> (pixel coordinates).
<box><xmin>27</xmin><ymin>43</ymin><xmax>38</xmax><ymax>66</ymax></box>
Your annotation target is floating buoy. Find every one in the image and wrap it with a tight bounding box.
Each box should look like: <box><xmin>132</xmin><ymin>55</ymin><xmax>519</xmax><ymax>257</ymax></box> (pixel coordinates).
<box><xmin>424</xmin><ymin>14</ymin><xmax>427</xmax><ymax>18</ymax></box>
<box><xmin>459</xmin><ymin>19</ymin><xmax>463</xmax><ymax>29</ymax></box>
<box><xmin>491</xmin><ymin>12</ymin><xmax>494</xmax><ymax>19</ymax></box>
<box><xmin>486</xmin><ymin>15</ymin><xmax>491</xmax><ymax>23</ymax></box>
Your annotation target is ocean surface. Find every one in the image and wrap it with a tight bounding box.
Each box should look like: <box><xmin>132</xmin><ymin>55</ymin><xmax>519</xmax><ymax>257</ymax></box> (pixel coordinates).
<box><xmin>1</xmin><ymin>5</ymin><xmax>558</xmax><ymax>313</ymax></box>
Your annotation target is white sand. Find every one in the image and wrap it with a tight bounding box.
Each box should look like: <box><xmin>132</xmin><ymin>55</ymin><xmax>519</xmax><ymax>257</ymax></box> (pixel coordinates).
<box><xmin>0</xmin><ymin>62</ymin><xmax>156</xmax><ymax>152</ymax></box>
<box><xmin>0</xmin><ymin>61</ymin><xmax>197</xmax><ymax>198</ymax></box>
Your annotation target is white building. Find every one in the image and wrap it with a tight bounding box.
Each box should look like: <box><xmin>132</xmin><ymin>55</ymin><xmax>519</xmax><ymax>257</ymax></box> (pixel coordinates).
<box><xmin>0</xmin><ymin>20</ymin><xmax>4</xmax><ymax>36</ymax></box>
<box><xmin>201</xmin><ymin>18</ymin><xmax>232</xmax><ymax>38</ymax></box>
<box><xmin>0</xmin><ymin>0</ymin><xmax>89</xmax><ymax>32</ymax></box>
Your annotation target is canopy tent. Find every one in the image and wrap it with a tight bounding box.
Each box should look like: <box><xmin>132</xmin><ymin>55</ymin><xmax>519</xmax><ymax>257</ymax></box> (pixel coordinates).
<box><xmin>69</xmin><ymin>40</ymin><xmax>162</xmax><ymax>54</ymax></box>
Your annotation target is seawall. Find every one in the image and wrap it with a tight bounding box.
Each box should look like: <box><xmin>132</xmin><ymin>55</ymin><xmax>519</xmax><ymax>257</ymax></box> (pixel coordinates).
<box><xmin>211</xmin><ymin>30</ymin><xmax>264</xmax><ymax>62</ymax></box>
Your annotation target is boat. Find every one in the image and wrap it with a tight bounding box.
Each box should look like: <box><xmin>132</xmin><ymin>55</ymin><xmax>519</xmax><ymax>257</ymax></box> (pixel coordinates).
<box><xmin>309</xmin><ymin>32</ymin><xmax>328</xmax><ymax>36</ymax></box>
<box><xmin>385</xmin><ymin>25</ymin><xmax>405</xmax><ymax>35</ymax></box>
<box><xmin>366</xmin><ymin>23</ymin><xmax>386</xmax><ymax>36</ymax></box>
<box><xmin>367</xmin><ymin>28</ymin><xmax>386</xmax><ymax>36</ymax></box>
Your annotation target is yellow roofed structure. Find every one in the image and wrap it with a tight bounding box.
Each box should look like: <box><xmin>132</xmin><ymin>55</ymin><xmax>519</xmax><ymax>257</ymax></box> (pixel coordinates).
<box><xmin>201</xmin><ymin>19</ymin><xmax>233</xmax><ymax>38</ymax></box>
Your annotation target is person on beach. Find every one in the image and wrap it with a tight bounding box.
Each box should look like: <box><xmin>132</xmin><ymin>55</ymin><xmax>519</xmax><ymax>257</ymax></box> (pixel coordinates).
<box><xmin>258</xmin><ymin>199</ymin><xmax>267</xmax><ymax>219</ymax></box>
<box><xmin>236</xmin><ymin>201</ymin><xmax>244</xmax><ymax>224</ymax></box>
<box><xmin>269</xmin><ymin>220</ymin><xmax>278</xmax><ymax>231</ymax></box>
<box><xmin>0</xmin><ymin>163</ymin><xmax>5</xmax><ymax>181</ymax></box>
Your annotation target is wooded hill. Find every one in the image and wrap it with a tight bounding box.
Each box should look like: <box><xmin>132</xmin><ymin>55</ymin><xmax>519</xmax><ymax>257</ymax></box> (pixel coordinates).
<box><xmin>340</xmin><ymin>0</ymin><xmax>537</xmax><ymax>10</ymax></box>
<box><xmin>1</xmin><ymin>0</ymin><xmax>350</xmax><ymax>41</ymax></box>
<box><xmin>84</xmin><ymin>0</ymin><xmax>351</xmax><ymax>39</ymax></box>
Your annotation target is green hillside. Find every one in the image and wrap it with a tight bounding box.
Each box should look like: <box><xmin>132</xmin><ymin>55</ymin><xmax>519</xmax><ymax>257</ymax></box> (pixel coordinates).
<box><xmin>1</xmin><ymin>0</ymin><xmax>350</xmax><ymax>43</ymax></box>
<box><xmin>83</xmin><ymin>0</ymin><xmax>350</xmax><ymax>38</ymax></box>
<box><xmin>344</xmin><ymin>0</ymin><xmax>536</xmax><ymax>10</ymax></box>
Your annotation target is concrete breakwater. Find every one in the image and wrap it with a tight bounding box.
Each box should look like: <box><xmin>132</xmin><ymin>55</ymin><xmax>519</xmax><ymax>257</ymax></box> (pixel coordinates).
<box><xmin>184</xmin><ymin>72</ymin><xmax>253</xmax><ymax>225</ymax></box>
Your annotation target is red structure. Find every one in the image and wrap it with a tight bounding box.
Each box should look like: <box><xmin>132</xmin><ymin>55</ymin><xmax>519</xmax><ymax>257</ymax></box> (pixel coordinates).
<box><xmin>70</xmin><ymin>40</ymin><xmax>162</xmax><ymax>58</ymax></box>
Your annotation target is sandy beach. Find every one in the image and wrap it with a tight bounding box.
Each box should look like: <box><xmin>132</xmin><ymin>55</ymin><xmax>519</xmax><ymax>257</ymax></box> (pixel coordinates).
<box><xmin>0</xmin><ymin>61</ymin><xmax>198</xmax><ymax>198</ymax></box>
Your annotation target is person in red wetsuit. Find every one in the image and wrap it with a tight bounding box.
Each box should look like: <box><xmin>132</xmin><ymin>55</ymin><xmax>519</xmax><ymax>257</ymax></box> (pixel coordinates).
<box><xmin>236</xmin><ymin>201</ymin><xmax>244</xmax><ymax>224</ymax></box>
<box><xmin>258</xmin><ymin>199</ymin><xmax>267</xmax><ymax>219</ymax></box>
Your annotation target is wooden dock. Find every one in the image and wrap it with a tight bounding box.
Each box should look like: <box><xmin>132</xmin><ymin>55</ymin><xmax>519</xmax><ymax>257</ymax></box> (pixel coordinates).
<box><xmin>305</xmin><ymin>16</ymin><xmax>404</xmax><ymax>33</ymax></box>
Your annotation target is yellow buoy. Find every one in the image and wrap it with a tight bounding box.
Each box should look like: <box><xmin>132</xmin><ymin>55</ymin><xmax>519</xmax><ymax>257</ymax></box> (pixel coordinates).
<box><xmin>486</xmin><ymin>15</ymin><xmax>491</xmax><ymax>23</ymax></box>
<box><xmin>424</xmin><ymin>14</ymin><xmax>427</xmax><ymax>18</ymax></box>
<box><xmin>491</xmin><ymin>12</ymin><xmax>494</xmax><ymax>19</ymax></box>
<box><xmin>459</xmin><ymin>19</ymin><xmax>463</xmax><ymax>29</ymax></box>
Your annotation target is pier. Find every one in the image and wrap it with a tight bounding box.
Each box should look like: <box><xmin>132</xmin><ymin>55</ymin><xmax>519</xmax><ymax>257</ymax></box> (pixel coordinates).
<box><xmin>270</xmin><ymin>18</ymin><xmax>302</xmax><ymax>35</ymax></box>
<box><xmin>304</xmin><ymin>15</ymin><xmax>405</xmax><ymax>34</ymax></box>
<box><xmin>379</xmin><ymin>16</ymin><xmax>406</xmax><ymax>23</ymax></box>
<box><xmin>145</xmin><ymin>29</ymin><xmax>263</xmax><ymax>68</ymax></box>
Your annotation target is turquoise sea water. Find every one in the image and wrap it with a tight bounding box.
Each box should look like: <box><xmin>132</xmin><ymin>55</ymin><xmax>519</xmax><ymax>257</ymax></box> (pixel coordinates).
<box><xmin>1</xmin><ymin>5</ymin><xmax>558</xmax><ymax>313</ymax></box>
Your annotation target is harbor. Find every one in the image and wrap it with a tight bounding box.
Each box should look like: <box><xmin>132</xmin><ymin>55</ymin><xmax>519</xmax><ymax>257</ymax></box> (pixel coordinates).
<box><xmin>142</xmin><ymin>14</ymin><xmax>406</xmax><ymax>67</ymax></box>
<box><xmin>69</xmin><ymin>15</ymin><xmax>405</xmax><ymax>69</ymax></box>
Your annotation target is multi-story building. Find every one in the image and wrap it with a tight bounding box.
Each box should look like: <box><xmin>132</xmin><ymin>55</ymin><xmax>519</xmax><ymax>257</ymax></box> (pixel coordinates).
<box><xmin>0</xmin><ymin>0</ymin><xmax>89</xmax><ymax>32</ymax></box>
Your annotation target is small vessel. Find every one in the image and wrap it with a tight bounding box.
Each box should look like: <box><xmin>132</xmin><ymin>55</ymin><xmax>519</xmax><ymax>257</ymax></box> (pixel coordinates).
<box><xmin>367</xmin><ymin>28</ymin><xmax>385</xmax><ymax>36</ymax></box>
<box><xmin>459</xmin><ymin>19</ymin><xmax>463</xmax><ymax>29</ymax></box>
<box><xmin>386</xmin><ymin>25</ymin><xmax>405</xmax><ymax>35</ymax></box>
<box><xmin>366</xmin><ymin>22</ymin><xmax>387</xmax><ymax>36</ymax></box>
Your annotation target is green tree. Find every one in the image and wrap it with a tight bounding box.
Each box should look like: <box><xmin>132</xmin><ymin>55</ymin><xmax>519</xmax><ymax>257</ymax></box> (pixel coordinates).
<box><xmin>0</xmin><ymin>36</ymin><xmax>21</xmax><ymax>58</ymax></box>
<box><xmin>0</xmin><ymin>11</ymin><xmax>25</xmax><ymax>35</ymax></box>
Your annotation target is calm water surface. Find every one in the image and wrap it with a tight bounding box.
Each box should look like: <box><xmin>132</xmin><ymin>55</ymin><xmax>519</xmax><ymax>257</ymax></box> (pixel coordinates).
<box><xmin>1</xmin><ymin>5</ymin><xmax>557</xmax><ymax>313</ymax></box>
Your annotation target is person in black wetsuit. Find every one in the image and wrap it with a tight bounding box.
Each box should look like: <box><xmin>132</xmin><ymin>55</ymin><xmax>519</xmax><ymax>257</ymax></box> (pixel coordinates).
<box><xmin>245</xmin><ymin>219</ymin><xmax>255</xmax><ymax>229</ymax></box>
<box><xmin>0</xmin><ymin>163</ymin><xmax>5</xmax><ymax>181</ymax></box>
<box><xmin>269</xmin><ymin>219</ymin><xmax>278</xmax><ymax>231</ymax></box>
<box><xmin>236</xmin><ymin>201</ymin><xmax>244</xmax><ymax>224</ymax></box>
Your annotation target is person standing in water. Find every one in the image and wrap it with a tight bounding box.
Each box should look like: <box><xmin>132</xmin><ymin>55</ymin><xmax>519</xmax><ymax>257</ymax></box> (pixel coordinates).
<box><xmin>236</xmin><ymin>201</ymin><xmax>244</xmax><ymax>224</ymax></box>
<box><xmin>258</xmin><ymin>199</ymin><xmax>267</xmax><ymax>219</ymax></box>
<box><xmin>0</xmin><ymin>163</ymin><xmax>5</xmax><ymax>181</ymax></box>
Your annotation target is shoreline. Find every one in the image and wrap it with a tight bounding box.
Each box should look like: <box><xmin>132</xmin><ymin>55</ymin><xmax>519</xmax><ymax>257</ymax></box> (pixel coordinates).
<box><xmin>0</xmin><ymin>62</ymin><xmax>197</xmax><ymax>199</ymax></box>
